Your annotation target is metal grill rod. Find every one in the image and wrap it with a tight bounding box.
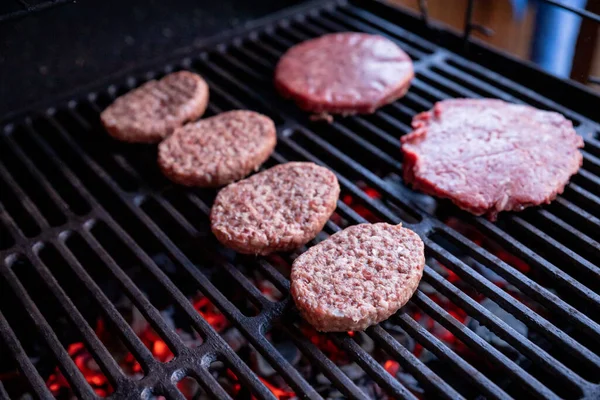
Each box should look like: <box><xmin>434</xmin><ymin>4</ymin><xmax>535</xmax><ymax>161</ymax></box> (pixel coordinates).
<box><xmin>276</xmin><ymin>133</ymin><xmax>594</xmax><ymax>387</ymax></box>
<box><xmin>241</xmin><ymin>13</ymin><xmax>600</xmax><ymax>328</ymax></box>
<box><xmin>0</xmin><ymin>262</ymin><xmax>97</xmax><ymax>398</ymax></box>
<box><xmin>58</xmin><ymin>101</ymin><xmax>321</xmax><ymax>399</ymax></box>
<box><xmin>30</xmin><ymin>110</ymin><xmax>272</xmax><ymax>399</ymax></box>
<box><xmin>0</xmin><ymin>310</ymin><xmax>54</xmax><ymax>399</ymax></box>
<box><xmin>323</xmin><ymin>215</ymin><xmax>561</xmax><ymax>398</ymax></box>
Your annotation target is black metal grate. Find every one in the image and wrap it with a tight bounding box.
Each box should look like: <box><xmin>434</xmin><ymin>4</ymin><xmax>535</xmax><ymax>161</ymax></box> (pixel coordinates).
<box><xmin>1</xmin><ymin>0</ymin><xmax>599</xmax><ymax>399</ymax></box>
<box><xmin>0</xmin><ymin>0</ymin><xmax>72</xmax><ymax>23</ymax></box>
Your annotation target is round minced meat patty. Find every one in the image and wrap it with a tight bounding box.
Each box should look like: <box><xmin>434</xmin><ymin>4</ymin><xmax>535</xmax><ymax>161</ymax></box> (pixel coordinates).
<box><xmin>210</xmin><ymin>162</ymin><xmax>340</xmax><ymax>255</ymax></box>
<box><xmin>101</xmin><ymin>71</ymin><xmax>209</xmax><ymax>143</ymax></box>
<box><xmin>274</xmin><ymin>32</ymin><xmax>414</xmax><ymax>115</ymax></box>
<box><xmin>158</xmin><ymin>110</ymin><xmax>276</xmax><ymax>187</ymax></box>
<box><xmin>291</xmin><ymin>223</ymin><xmax>425</xmax><ymax>332</ymax></box>
<box><xmin>401</xmin><ymin>99</ymin><xmax>584</xmax><ymax>220</ymax></box>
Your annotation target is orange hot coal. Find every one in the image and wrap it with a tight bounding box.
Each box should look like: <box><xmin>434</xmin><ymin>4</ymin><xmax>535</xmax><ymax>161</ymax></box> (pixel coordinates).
<box><xmin>45</xmin><ymin>295</ymin><xmax>229</xmax><ymax>397</ymax></box>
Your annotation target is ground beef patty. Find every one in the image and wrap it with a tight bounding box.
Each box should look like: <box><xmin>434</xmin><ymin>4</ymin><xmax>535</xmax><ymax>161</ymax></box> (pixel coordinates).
<box><xmin>401</xmin><ymin>99</ymin><xmax>584</xmax><ymax>220</ymax></box>
<box><xmin>274</xmin><ymin>32</ymin><xmax>413</xmax><ymax>115</ymax></box>
<box><xmin>158</xmin><ymin>110</ymin><xmax>276</xmax><ymax>187</ymax></box>
<box><xmin>211</xmin><ymin>162</ymin><xmax>340</xmax><ymax>255</ymax></box>
<box><xmin>291</xmin><ymin>223</ymin><xmax>424</xmax><ymax>332</ymax></box>
<box><xmin>101</xmin><ymin>71</ymin><xmax>209</xmax><ymax>143</ymax></box>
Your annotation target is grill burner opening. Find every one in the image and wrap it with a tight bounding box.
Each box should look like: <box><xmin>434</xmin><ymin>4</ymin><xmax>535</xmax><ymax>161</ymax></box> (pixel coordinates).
<box><xmin>1</xmin><ymin>0</ymin><xmax>599</xmax><ymax>399</ymax></box>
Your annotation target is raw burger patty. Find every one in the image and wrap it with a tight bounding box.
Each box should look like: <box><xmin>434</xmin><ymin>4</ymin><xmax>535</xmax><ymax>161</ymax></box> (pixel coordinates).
<box><xmin>211</xmin><ymin>162</ymin><xmax>340</xmax><ymax>255</ymax></box>
<box><xmin>274</xmin><ymin>32</ymin><xmax>414</xmax><ymax>115</ymax></box>
<box><xmin>401</xmin><ymin>99</ymin><xmax>584</xmax><ymax>220</ymax></box>
<box><xmin>291</xmin><ymin>223</ymin><xmax>425</xmax><ymax>332</ymax></box>
<box><xmin>101</xmin><ymin>71</ymin><xmax>209</xmax><ymax>143</ymax></box>
<box><xmin>158</xmin><ymin>110</ymin><xmax>276</xmax><ymax>187</ymax></box>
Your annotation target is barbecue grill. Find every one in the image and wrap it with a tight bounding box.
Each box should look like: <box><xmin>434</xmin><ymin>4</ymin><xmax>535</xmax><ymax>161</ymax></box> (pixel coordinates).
<box><xmin>1</xmin><ymin>0</ymin><xmax>599</xmax><ymax>399</ymax></box>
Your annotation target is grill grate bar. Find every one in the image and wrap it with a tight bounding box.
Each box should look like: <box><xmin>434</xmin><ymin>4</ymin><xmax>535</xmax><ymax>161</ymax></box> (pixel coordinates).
<box><xmin>273</xmin><ymin>146</ymin><xmax>540</xmax><ymax>396</ymax></box>
<box><xmin>326</xmin><ymin>121</ymin><xmax>402</xmax><ymax>170</ymax></box>
<box><xmin>265</xmin><ymin>151</ymin><xmax>475</xmax><ymax>398</ymax></box>
<box><xmin>419</xmin><ymin>266</ymin><xmax>588</xmax><ymax>391</ymax></box>
<box><xmin>1</xmin><ymin>1</ymin><xmax>599</xmax><ymax>398</ymax></box>
<box><xmin>0</xmin><ymin>260</ymin><xmax>97</xmax><ymax>398</ymax></box>
<box><xmin>231</xmin><ymin>42</ymin><xmax>274</xmax><ymax>70</ymax></box>
<box><xmin>78</xmin><ymin>228</ymin><xmax>188</xmax><ymax>354</ymax></box>
<box><xmin>415</xmin><ymin>267</ymin><xmax>585</xmax><ymax>390</ymax></box>
<box><xmin>469</xmin><ymin>217</ymin><xmax>600</xmax><ymax>307</ymax></box>
<box><xmin>426</xmin><ymin>236</ymin><xmax>600</xmax><ymax>369</ymax></box>
<box><xmin>246</xmin><ymin>34</ymin><xmax>282</xmax><ymax>61</ymax></box>
<box><xmin>565</xmin><ymin>183</ymin><xmax>600</xmax><ymax>212</ymax></box>
<box><xmin>45</xmin><ymin>112</ymin><xmax>281</xmax><ymax>400</ymax></box>
<box><xmin>27</xmin><ymin>247</ymin><xmax>124</xmax><ymax>384</ymax></box>
<box><xmin>520</xmin><ymin>211</ymin><xmax>600</xmax><ymax>275</ymax></box>
<box><xmin>256</xmin><ymin>259</ymin><xmax>290</xmax><ymax>293</ymax></box>
<box><xmin>579</xmin><ymin>162</ymin><xmax>600</xmax><ymax>184</ymax></box>
<box><xmin>317</xmin><ymin>12</ymin><xmax>428</xmax><ymax>60</ymax></box>
<box><xmin>194</xmin><ymin>365</ymin><xmax>240</xmax><ymax>400</ymax></box>
<box><xmin>278</xmin><ymin>136</ymin><xmax>404</xmax><ymax>224</ymax></box>
<box><xmin>163</xmin><ymin>384</ymin><xmax>188</xmax><ymax>400</ymax></box>
<box><xmin>200</xmin><ymin>10</ymin><xmax>600</xmax><ymax>392</ymax></box>
<box><xmin>340</xmin><ymin>4</ymin><xmax>438</xmax><ymax>52</ymax></box>
<box><xmin>51</xmin><ymin>238</ymin><xmax>159</xmax><ymax>370</ymax></box>
<box><xmin>331</xmin><ymin>176</ymin><xmax>590</xmax><ymax>391</ymax></box>
<box><xmin>395</xmin><ymin>313</ymin><xmax>507</xmax><ymax>400</ymax></box>
<box><xmin>433</xmin><ymin>63</ymin><xmax>524</xmax><ymax>104</ymax></box>
<box><xmin>289</xmin><ymin>119</ymin><xmax>600</xmax><ymax>324</ymax></box>
<box><xmin>280</xmin><ymin>323</ymin><xmax>369</xmax><ymax>399</ymax></box>
<box><xmin>307</xmin><ymin>157</ymin><xmax>583</xmax><ymax>393</ymax></box>
<box><xmin>438</xmin><ymin>225</ymin><xmax>600</xmax><ymax>342</ymax></box>
<box><xmin>367</xmin><ymin>325</ymin><xmax>464</xmax><ymax>400</ymax></box>
<box><xmin>412</xmin><ymin>291</ymin><xmax>565</xmax><ymax>399</ymax></box>
<box><xmin>283</xmin><ymin>125</ymin><xmax>598</xmax><ymax>366</ymax></box>
<box><xmin>3</xmin><ymin>130</ymin><xmax>73</xmax><ymax>219</ymax></box>
<box><xmin>344</xmin><ymin>115</ymin><xmax>400</xmax><ymax>149</ymax></box>
<box><xmin>0</xmin><ymin>159</ymin><xmax>50</xmax><ymax>231</ymax></box>
<box><xmin>213</xmin><ymin>50</ymin><xmax>267</xmax><ymax>84</ymax></box>
<box><xmin>330</xmin><ymin>333</ymin><xmax>418</xmax><ymax>400</ymax></box>
<box><xmin>293</xmin><ymin>126</ymin><xmax>423</xmax><ymax>219</ymax></box>
<box><xmin>0</xmin><ymin>200</ymin><xmax>26</xmax><ymax>245</ymax></box>
<box><xmin>55</xmin><ymin>104</ymin><xmax>324</xmax><ymax>400</ymax></box>
<box><xmin>0</xmin><ymin>311</ymin><xmax>55</xmax><ymax>398</ymax></box>
<box><xmin>200</xmin><ymin>60</ymin><xmax>283</xmax><ymax>121</ymax></box>
<box><xmin>553</xmin><ymin>197</ymin><xmax>600</xmax><ymax>238</ymax></box>
<box><xmin>218</xmin><ymin>260</ymin><xmax>273</xmax><ymax>310</ymax></box>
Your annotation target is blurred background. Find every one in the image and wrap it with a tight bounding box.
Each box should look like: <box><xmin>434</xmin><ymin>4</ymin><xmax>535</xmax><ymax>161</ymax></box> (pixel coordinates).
<box><xmin>0</xmin><ymin>0</ymin><xmax>598</xmax><ymax>117</ymax></box>
<box><xmin>392</xmin><ymin>0</ymin><xmax>600</xmax><ymax>87</ymax></box>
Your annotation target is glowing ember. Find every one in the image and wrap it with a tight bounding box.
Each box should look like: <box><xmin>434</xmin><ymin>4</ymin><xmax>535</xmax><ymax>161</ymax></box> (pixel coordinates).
<box><xmin>342</xmin><ymin>194</ymin><xmax>383</xmax><ymax>223</ymax></box>
<box><xmin>445</xmin><ymin>217</ymin><xmax>531</xmax><ymax>275</ymax></box>
<box><xmin>225</xmin><ymin>369</ymin><xmax>242</xmax><ymax>396</ymax></box>
<box><xmin>194</xmin><ymin>296</ymin><xmax>229</xmax><ymax>332</ymax></box>
<box><xmin>45</xmin><ymin>295</ymin><xmax>228</xmax><ymax>397</ymax></box>
<box><xmin>383</xmin><ymin>360</ymin><xmax>400</xmax><ymax>376</ymax></box>
<box><xmin>257</xmin><ymin>377</ymin><xmax>296</xmax><ymax>400</ymax></box>
<box><xmin>46</xmin><ymin>341</ymin><xmax>113</xmax><ymax>397</ymax></box>
<box><xmin>301</xmin><ymin>325</ymin><xmax>349</xmax><ymax>364</ymax></box>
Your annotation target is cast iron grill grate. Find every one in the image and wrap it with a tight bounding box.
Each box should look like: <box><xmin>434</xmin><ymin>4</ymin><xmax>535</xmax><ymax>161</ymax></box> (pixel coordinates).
<box><xmin>0</xmin><ymin>0</ymin><xmax>72</xmax><ymax>23</ymax></box>
<box><xmin>1</xmin><ymin>0</ymin><xmax>599</xmax><ymax>399</ymax></box>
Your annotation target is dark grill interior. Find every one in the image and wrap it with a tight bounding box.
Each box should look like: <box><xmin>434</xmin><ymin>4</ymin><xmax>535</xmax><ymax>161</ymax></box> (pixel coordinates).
<box><xmin>1</xmin><ymin>0</ymin><xmax>599</xmax><ymax>399</ymax></box>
